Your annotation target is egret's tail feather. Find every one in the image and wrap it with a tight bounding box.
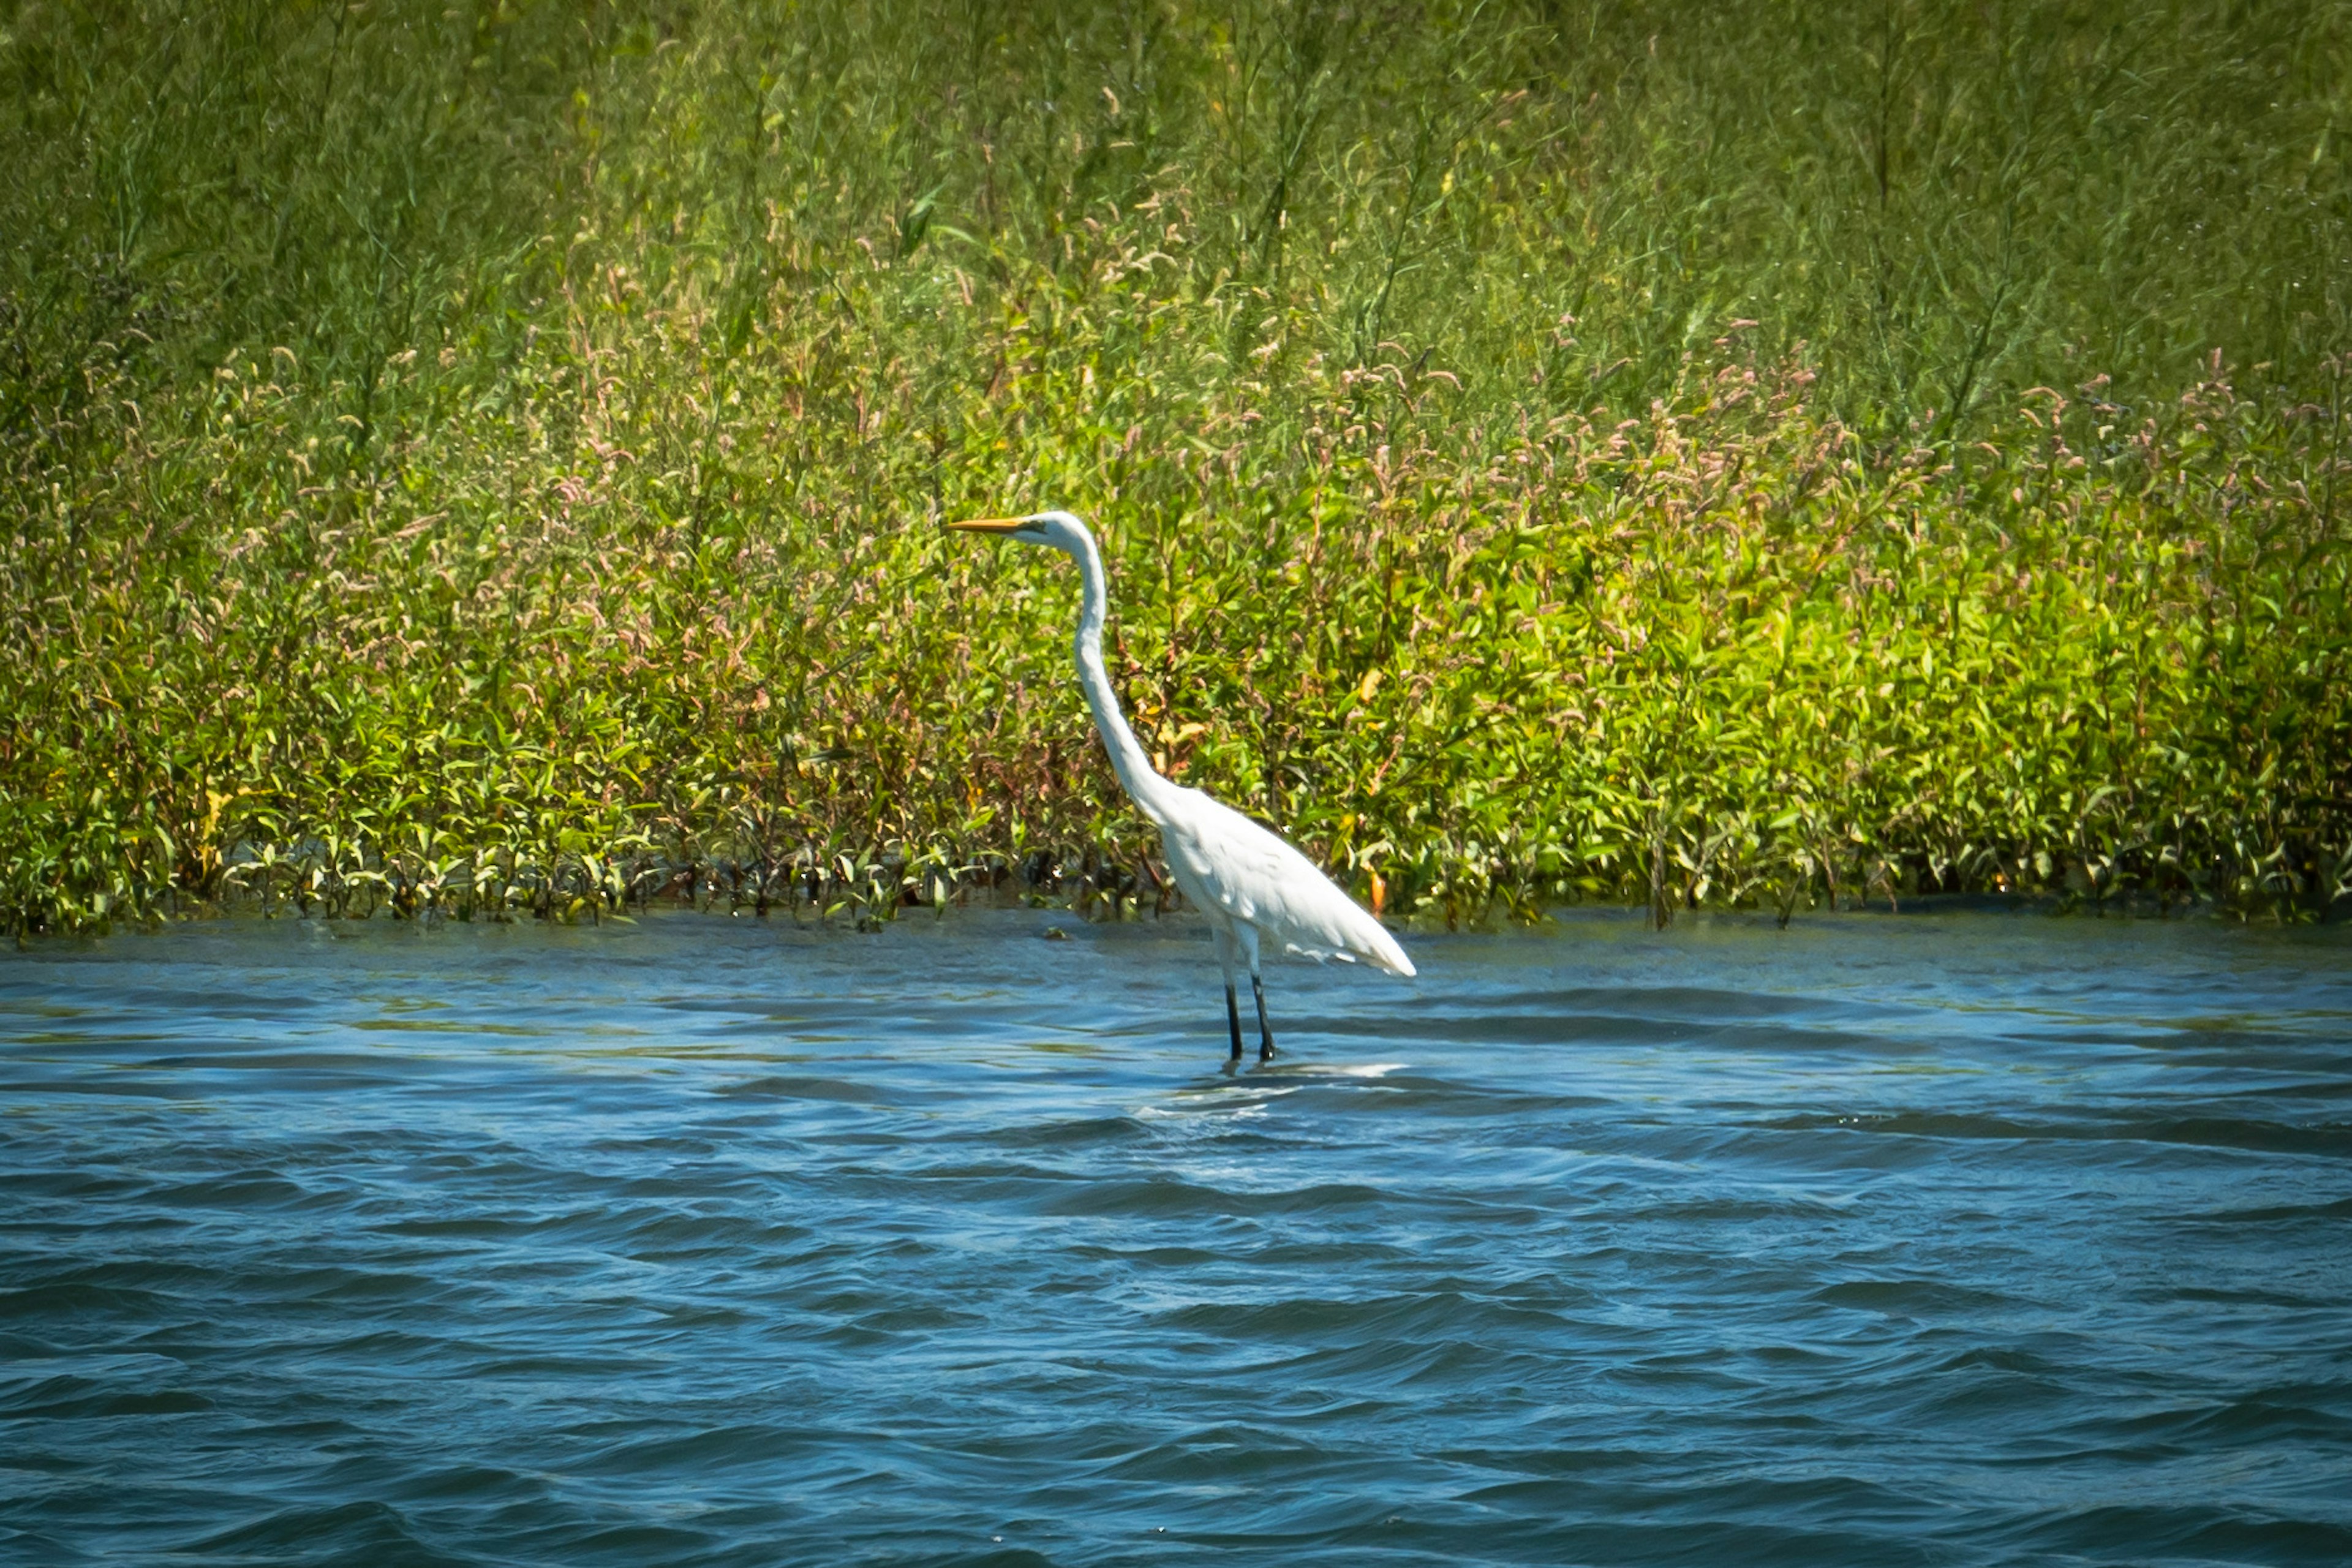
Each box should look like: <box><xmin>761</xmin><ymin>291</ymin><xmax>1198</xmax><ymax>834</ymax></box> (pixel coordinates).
<box><xmin>1353</xmin><ymin>919</ymin><xmax>1416</xmax><ymax>978</ymax></box>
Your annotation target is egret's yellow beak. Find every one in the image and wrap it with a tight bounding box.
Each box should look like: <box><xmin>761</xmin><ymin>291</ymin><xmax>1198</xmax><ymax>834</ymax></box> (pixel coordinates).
<box><xmin>948</xmin><ymin>516</ymin><xmax>1027</xmax><ymax>535</ymax></box>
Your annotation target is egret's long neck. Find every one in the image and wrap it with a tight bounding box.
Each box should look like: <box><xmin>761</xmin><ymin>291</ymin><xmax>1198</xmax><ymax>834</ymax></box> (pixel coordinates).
<box><xmin>1068</xmin><ymin>531</ymin><xmax>1178</xmax><ymax>823</ymax></box>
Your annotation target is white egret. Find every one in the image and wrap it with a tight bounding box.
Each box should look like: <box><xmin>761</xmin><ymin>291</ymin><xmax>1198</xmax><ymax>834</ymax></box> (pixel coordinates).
<box><xmin>950</xmin><ymin>510</ymin><xmax>1413</xmax><ymax>1063</ymax></box>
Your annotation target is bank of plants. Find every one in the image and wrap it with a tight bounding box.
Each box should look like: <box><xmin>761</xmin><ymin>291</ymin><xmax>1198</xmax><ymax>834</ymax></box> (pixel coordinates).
<box><xmin>3</xmin><ymin>0</ymin><xmax>2348</xmax><ymax>934</ymax></box>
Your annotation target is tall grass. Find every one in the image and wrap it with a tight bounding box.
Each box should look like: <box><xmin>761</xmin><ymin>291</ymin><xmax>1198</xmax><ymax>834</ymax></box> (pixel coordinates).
<box><xmin>2</xmin><ymin>0</ymin><xmax>2348</xmax><ymax>933</ymax></box>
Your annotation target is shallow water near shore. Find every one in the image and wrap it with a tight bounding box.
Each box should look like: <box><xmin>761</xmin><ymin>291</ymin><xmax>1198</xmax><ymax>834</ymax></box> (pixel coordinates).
<box><xmin>2</xmin><ymin>908</ymin><xmax>2349</xmax><ymax>1566</ymax></box>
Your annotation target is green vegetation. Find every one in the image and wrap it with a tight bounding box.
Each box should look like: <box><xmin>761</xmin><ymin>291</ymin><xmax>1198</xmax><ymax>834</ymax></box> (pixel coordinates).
<box><xmin>4</xmin><ymin>0</ymin><xmax>2348</xmax><ymax>935</ymax></box>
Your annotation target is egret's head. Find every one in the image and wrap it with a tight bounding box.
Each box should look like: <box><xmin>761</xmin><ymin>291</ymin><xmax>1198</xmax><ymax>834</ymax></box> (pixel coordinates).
<box><xmin>947</xmin><ymin>509</ymin><xmax>1091</xmax><ymax>556</ymax></box>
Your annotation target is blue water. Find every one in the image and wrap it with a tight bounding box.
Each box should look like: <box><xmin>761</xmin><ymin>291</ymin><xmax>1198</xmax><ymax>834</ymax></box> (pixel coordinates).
<box><xmin>2</xmin><ymin>909</ymin><xmax>2349</xmax><ymax>1566</ymax></box>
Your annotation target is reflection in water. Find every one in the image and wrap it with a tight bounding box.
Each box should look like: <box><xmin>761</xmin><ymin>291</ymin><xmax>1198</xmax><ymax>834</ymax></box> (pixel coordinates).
<box><xmin>3</xmin><ymin>909</ymin><xmax>2350</xmax><ymax>1566</ymax></box>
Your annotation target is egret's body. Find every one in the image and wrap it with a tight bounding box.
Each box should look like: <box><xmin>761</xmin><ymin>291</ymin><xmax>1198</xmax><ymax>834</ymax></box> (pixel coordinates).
<box><xmin>951</xmin><ymin>510</ymin><xmax>1412</xmax><ymax>1063</ymax></box>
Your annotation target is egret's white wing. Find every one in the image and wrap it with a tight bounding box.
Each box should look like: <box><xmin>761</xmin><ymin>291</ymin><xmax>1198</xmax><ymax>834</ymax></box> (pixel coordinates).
<box><xmin>1156</xmin><ymin>786</ymin><xmax>1415</xmax><ymax>977</ymax></box>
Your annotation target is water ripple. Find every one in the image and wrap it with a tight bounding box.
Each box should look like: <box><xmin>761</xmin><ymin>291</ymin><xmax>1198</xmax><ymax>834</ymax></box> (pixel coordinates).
<box><xmin>1</xmin><ymin>908</ymin><xmax>2348</xmax><ymax>1565</ymax></box>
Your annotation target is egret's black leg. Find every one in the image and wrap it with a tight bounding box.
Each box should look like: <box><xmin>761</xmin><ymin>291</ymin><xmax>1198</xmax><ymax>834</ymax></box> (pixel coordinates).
<box><xmin>1251</xmin><ymin>973</ymin><xmax>1275</xmax><ymax>1063</ymax></box>
<box><xmin>1225</xmin><ymin>982</ymin><xmax>1245</xmax><ymax>1063</ymax></box>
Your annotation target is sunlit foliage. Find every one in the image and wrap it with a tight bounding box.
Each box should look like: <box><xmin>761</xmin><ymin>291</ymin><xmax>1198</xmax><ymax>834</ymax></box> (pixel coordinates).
<box><xmin>2</xmin><ymin>0</ymin><xmax>2347</xmax><ymax>932</ymax></box>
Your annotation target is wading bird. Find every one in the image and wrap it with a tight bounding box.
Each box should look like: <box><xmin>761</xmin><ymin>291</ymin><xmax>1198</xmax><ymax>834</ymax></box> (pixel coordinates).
<box><xmin>949</xmin><ymin>510</ymin><xmax>1414</xmax><ymax>1064</ymax></box>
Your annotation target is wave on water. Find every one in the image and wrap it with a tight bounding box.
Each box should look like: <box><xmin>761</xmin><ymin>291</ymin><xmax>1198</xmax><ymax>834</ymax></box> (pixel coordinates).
<box><xmin>2</xmin><ymin>912</ymin><xmax>2348</xmax><ymax>1565</ymax></box>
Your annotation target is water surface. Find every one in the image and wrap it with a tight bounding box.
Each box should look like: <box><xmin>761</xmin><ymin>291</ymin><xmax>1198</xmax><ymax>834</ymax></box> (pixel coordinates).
<box><xmin>3</xmin><ymin>909</ymin><xmax>2349</xmax><ymax>1566</ymax></box>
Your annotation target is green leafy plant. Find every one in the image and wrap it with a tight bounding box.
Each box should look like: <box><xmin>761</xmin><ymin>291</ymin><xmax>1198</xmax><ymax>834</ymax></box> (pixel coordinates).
<box><xmin>2</xmin><ymin>0</ymin><xmax>2346</xmax><ymax>936</ymax></box>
